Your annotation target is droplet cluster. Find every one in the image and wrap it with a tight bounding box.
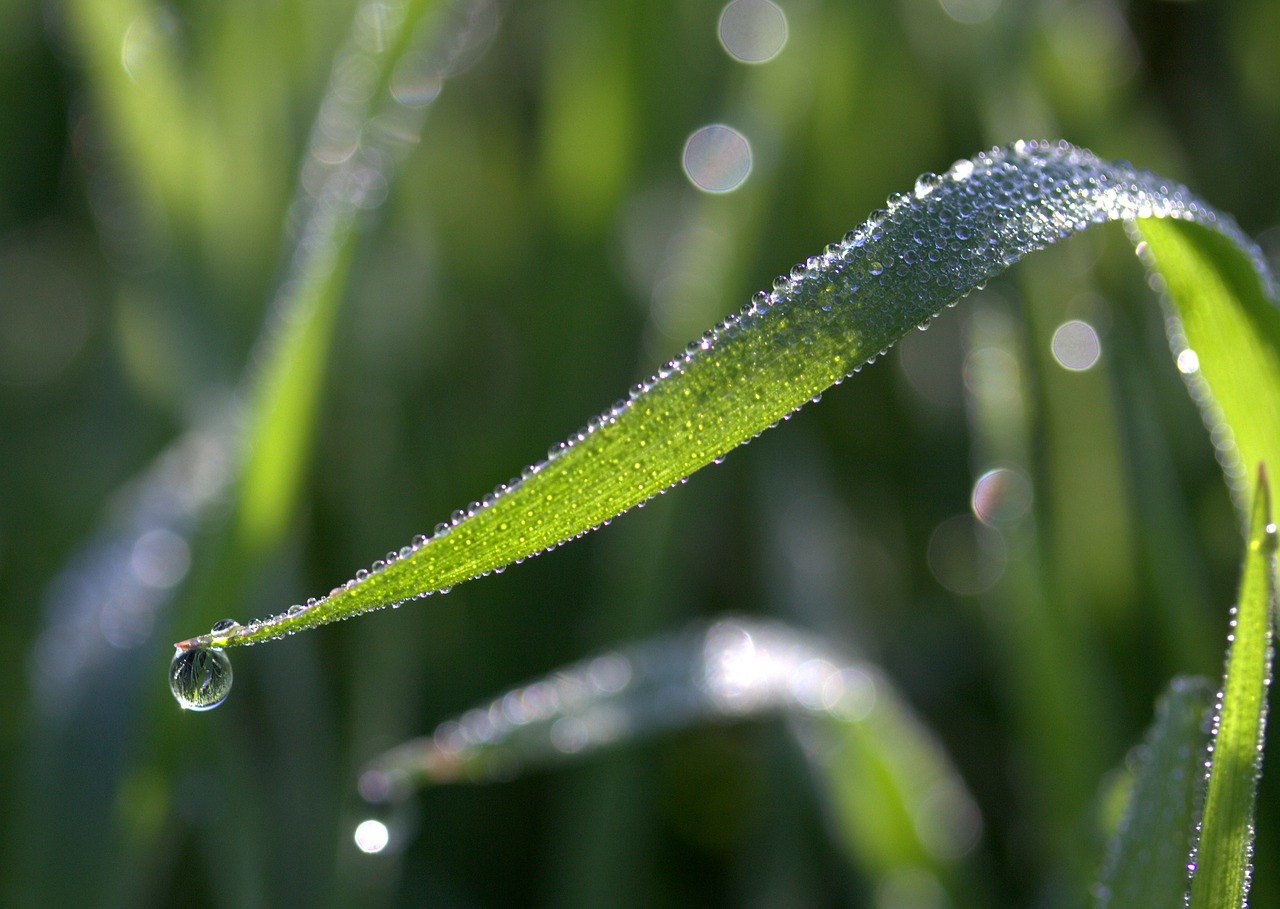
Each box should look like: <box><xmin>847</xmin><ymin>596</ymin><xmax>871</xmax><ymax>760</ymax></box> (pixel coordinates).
<box><xmin>184</xmin><ymin>141</ymin><xmax>1268</xmax><ymax>653</ymax></box>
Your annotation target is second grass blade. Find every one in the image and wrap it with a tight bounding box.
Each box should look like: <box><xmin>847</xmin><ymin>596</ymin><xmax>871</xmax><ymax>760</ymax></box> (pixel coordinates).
<box><xmin>1187</xmin><ymin>467</ymin><xmax>1276</xmax><ymax>909</ymax></box>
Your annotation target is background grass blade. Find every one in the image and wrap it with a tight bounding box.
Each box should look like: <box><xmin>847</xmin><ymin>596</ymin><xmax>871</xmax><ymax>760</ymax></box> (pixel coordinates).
<box><xmin>228</xmin><ymin>0</ymin><xmax>444</xmax><ymax>555</ymax></box>
<box><xmin>358</xmin><ymin>617</ymin><xmax>883</xmax><ymax>787</ymax></box>
<box><xmin>176</xmin><ymin>141</ymin><xmax>1274</xmax><ymax>653</ymax></box>
<box><xmin>358</xmin><ymin>616</ymin><xmax>981</xmax><ymax>897</ymax></box>
<box><xmin>1187</xmin><ymin>469</ymin><xmax>1277</xmax><ymax>909</ymax></box>
<box><xmin>1093</xmin><ymin>676</ymin><xmax>1213</xmax><ymax>908</ymax></box>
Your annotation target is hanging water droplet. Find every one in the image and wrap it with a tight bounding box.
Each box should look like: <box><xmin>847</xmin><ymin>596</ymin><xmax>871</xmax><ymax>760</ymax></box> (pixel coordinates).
<box><xmin>169</xmin><ymin>646</ymin><xmax>233</xmax><ymax>711</ymax></box>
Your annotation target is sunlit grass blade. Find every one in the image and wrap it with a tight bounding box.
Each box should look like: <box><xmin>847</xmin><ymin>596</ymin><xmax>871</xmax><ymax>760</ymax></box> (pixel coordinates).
<box><xmin>175</xmin><ymin>141</ymin><xmax>1275</xmax><ymax>654</ymax></box>
<box><xmin>1093</xmin><ymin>676</ymin><xmax>1213</xmax><ymax>908</ymax></box>
<box><xmin>357</xmin><ymin>616</ymin><xmax>981</xmax><ymax>886</ymax></box>
<box><xmin>1134</xmin><ymin>219</ymin><xmax>1280</xmax><ymax>515</ymax></box>
<box><xmin>1187</xmin><ymin>467</ymin><xmax>1277</xmax><ymax>909</ymax></box>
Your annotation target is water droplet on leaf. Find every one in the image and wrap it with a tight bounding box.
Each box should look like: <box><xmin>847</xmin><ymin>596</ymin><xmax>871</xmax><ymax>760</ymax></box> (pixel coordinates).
<box><xmin>169</xmin><ymin>646</ymin><xmax>233</xmax><ymax>711</ymax></box>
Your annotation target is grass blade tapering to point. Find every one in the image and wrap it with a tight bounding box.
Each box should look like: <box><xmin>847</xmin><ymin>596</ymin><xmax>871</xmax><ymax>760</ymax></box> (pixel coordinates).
<box><xmin>1187</xmin><ymin>466</ymin><xmax>1276</xmax><ymax>909</ymax></box>
<box><xmin>174</xmin><ymin>141</ymin><xmax>1277</xmax><ymax>654</ymax></box>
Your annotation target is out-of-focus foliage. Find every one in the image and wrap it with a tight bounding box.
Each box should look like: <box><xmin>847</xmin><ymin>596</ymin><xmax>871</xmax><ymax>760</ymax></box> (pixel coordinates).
<box><xmin>1</xmin><ymin>1</ymin><xmax>1278</xmax><ymax>907</ymax></box>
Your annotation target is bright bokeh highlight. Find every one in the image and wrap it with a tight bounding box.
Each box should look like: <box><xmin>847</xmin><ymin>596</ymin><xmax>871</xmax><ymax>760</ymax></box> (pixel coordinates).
<box><xmin>1051</xmin><ymin>319</ymin><xmax>1101</xmax><ymax>370</ymax></box>
<box><xmin>354</xmin><ymin>818</ymin><xmax>391</xmax><ymax>854</ymax></box>
<box><xmin>718</xmin><ymin>0</ymin><xmax>788</xmax><ymax>64</ymax></box>
<box><xmin>682</xmin><ymin>125</ymin><xmax>752</xmax><ymax>193</ymax></box>
<box><xmin>971</xmin><ymin>467</ymin><xmax>1033</xmax><ymax>526</ymax></box>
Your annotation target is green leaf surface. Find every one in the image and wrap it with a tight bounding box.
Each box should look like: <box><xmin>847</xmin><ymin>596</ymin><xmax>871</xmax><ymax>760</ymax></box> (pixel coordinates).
<box><xmin>173</xmin><ymin>141</ymin><xmax>1277</xmax><ymax>653</ymax></box>
<box><xmin>1188</xmin><ymin>469</ymin><xmax>1277</xmax><ymax>909</ymax></box>
<box><xmin>1093</xmin><ymin>676</ymin><xmax>1213</xmax><ymax>909</ymax></box>
<box><xmin>1134</xmin><ymin>218</ymin><xmax>1280</xmax><ymax>514</ymax></box>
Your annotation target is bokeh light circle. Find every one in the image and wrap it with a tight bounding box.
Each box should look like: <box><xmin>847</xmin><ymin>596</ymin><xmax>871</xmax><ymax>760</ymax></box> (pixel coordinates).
<box><xmin>971</xmin><ymin>467</ymin><xmax>1033</xmax><ymax>526</ymax></box>
<box><xmin>718</xmin><ymin>0</ymin><xmax>788</xmax><ymax>64</ymax></box>
<box><xmin>927</xmin><ymin>515</ymin><xmax>1007</xmax><ymax>595</ymax></box>
<box><xmin>939</xmin><ymin>0</ymin><xmax>1001</xmax><ymax>25</ymax></box>
<box><xmin>1050</xmin><ymin>319</ymin><xmax>1101</xmax><ymax>371</ymax></box>
<box><xmin>354</xmin><ymin>818</ymin><xmax>391</xmax><ymax>854</ymax></box>
<box><xmin>682</xmin><ymin>124</ymin><xmax>752</xmax><ymax>193</ymax></box>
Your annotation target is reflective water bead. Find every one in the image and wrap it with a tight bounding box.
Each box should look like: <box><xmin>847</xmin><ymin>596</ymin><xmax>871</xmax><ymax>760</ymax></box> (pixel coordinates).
<box><xmin>949</xmin><ymin>158</ymin><xmax>975</xmax><ymax>181</ymax></box>
<box><xmin>210</xmin><ymin>618</ymin><xmax>240</xmax><ymax>635</ymax></box>
<box><xmin>913</xmin><ymin>172</ymin><xmax>942</xmax><ymax>199</ymax></box>
<box><xmin>170</xmin><ymin>646</ymin><xmax>233</xmax><ymax>711</ymax></box>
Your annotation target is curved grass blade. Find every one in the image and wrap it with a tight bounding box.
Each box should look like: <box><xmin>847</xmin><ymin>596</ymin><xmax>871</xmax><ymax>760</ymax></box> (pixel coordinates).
<box><xmin>175</xmin><ymin>140</ymin><xmax>1276</xmax><ymax>653</ymax></box>
<box><xmin>357</xmin><ymin>616</ymin><xmax>981</xmax><ymax>878</ymax></box>
<box><xmin>1187</xmin><ymin>467</ymin><xmax>1277</xmax><ymax>909</ymax></box>
<box><xmin>1092</xmin><ymin>676</ymin><xmax>1213</xmax><ymax>909</ymax></box>
<box><xmin>1133</xmin><ymin>219</ymin><xmax>1280</xmax><ymax>516</ymax></box>
<box><xmin>357</xmin><ymin>617</ymin><xmax>861</xmax><ymax>788</ymax></box>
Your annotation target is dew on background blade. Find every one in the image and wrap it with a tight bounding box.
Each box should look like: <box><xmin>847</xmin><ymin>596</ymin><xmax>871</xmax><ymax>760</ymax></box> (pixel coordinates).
<box><xmin>1176</xmin><ymin>348</ymin><xmax>1200</xmax><ymax>375</ymax></box>
<box><xmin>1050</xmin><ymin>319</ymin><xmax>1101</xmax><ymax>370</ymax></box>
<box><xmin>717</xmin><ymin>0</ymin><xmax>788</xmax><ymax>64</ymax></box>
<box><xmin>682</xmin><ymin>124</ymin><xmax>752</xmax><ymax>193</ymax></box>
<box><xmin>169</xmin><ymin>647</ymin><xmax>233</xmax><ymax>711</ymax></box>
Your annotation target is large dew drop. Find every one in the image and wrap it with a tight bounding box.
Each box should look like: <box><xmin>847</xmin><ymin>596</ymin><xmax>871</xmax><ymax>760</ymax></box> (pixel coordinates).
<box><xmin>169</xmin><ymin>646</ymin><xmax>233</xmax><ymax>711</ymax></box>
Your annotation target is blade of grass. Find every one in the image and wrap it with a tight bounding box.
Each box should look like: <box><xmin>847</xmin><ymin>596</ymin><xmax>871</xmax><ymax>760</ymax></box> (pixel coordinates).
<box><xmin>357</xmin><ymin>616</ymin><xmax>981</xmax><ymax>888</ymax></box>
<box><xmin>1093</xmin><ymin>676</ymin><xmax>1213</xmax><ymax>908</ymax></box>
<box><xmin>1187</xmin><ymin>467</ymin><xmax>1277</xmax><ymax>909</ymax></box>
<box><xmin>176</xmin><ymin>140</ymin><xmax>1277</xmax><ymax>654</ymax></box>
<box><xmin>1133</xmin><ymin>219</ymin><xmax>1280</xmax><ymax>517</ymax></box>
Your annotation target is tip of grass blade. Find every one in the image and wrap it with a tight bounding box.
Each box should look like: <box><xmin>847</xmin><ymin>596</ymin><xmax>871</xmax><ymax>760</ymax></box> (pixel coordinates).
<box><xmin>1186</xmin><ymin>463</ymin><xmax>1276</xmax><ymax>909</ymax></box>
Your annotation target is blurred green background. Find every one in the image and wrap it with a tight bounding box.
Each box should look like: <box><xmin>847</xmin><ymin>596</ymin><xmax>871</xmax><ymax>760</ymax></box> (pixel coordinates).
<box><xmin>2</xmin><ymin>0</ymin><xmax>1279</xmax><ymax>906</ymax></box>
